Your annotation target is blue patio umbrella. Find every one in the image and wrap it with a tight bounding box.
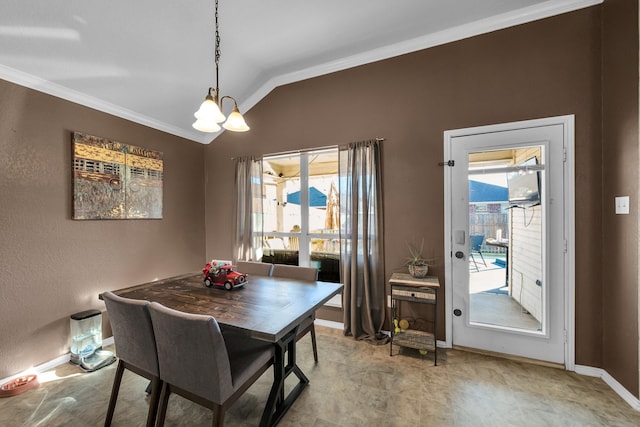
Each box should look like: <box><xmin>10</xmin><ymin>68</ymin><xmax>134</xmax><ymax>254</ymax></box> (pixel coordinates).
<box><xmin>287</xmin><ymin>187</ymin><xmax>327</xmax><ymax>207</ymax></box>
<box><xmin>469</xmin><ymin>180</ymin><xmax>508</xmax><ymax>202</ymax></box>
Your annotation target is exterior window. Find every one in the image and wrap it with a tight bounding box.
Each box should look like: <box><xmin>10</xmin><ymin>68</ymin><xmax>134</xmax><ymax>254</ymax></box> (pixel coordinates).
<box><xmin>262</xmin><ymin>149</ymin><xmax>340</xmax><ymax>282</ymax></box>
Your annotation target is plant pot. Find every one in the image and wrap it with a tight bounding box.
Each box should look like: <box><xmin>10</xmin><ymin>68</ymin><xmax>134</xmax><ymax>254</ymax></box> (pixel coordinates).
<box><xmin>408</xmin><ymin>264</ymin><xmax>429</xmax><ymax>278</ymax></box>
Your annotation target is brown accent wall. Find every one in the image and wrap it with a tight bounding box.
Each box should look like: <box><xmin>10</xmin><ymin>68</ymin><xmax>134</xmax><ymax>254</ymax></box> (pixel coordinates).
<box><xmin>601</xmin><ymin>0</ymin><xmax>639</xmax><ymax>397</ymax></box>
<box><xmin>2</xmin><ymin>0</ymin><xmax>636</xmax><ymax>399</ymax></box>
<box><xmin>0</xmin><ymin>81</ymin><xmax>206</xmax><ymax>379</ymax></box>
<box><xmin>206</xmin><ymin>8</ymin><xmax>607</xmax><ymax>371</ymax></box>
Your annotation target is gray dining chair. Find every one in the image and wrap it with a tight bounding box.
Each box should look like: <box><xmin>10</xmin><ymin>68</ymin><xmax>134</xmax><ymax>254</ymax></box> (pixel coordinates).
<box><xmin>270</xmin><ymin>264</ymin><xmax>320</xmax><ymax>362</ymax></box>
<box><xmin>236</xmin><ymin>260</ymin><xmax>273</xmax><ymax>276</ymax></box>
<box><xmin>148</xmin><ymin>302</ymin><xmax>275</xmax><ymax>427</ymax></box>
<box><xmin>102</xmin><ymin>291</ymin><xmax>161</xmax><ymax>427</ymax></box>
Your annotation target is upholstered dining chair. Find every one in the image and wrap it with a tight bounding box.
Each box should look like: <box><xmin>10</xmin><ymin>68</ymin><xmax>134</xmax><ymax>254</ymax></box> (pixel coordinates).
<box><xmin>236</xmin><ymin>260</ymin><xmax>273</xmax><ymax>276</ymax></box>
<box><xmin>148</xmin><ymin>302</ymin><xmax>275</xmax><ymax>427</ymax></box>
<box><xmin>102</xmin><ymin>291</ymin><xmax>161</xmax><ymax>427</ymax></box>
<box><xmin>270</xmin><ymin>264</ymin><xmax>320</xmax><ymax>362</ymax></box>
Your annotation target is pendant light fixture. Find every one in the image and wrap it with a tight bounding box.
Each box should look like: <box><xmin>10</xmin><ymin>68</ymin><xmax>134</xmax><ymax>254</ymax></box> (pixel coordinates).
<box><xmin>193</xmin><ymin>0</ymin><xmax>250</xmax><ymax>133</ymax></box>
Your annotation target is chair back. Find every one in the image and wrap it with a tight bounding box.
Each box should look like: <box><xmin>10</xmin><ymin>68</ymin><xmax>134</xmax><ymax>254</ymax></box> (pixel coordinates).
<box><xmin>469</xmin><ymin>234</ymin><xmax>485</xmax><ymax>251</ymax></box>
<box><xmin>149</xmin><ymin>302</ymin><xmax>233</xmax><ymax>404</ymax></box>
<box><xmin>271</xmin><ymin>264</ymin><xmax>318</xmax><ymax>281</ymax></box>
<box><xmin>236</xmin><ymin>260</ymin><xmax>273</xmax><ymax>276</ymax></box>
<box><xmin>102</xmin><ymin>291</ymin><xmax>158</xmax><ymax>375</ymax></box>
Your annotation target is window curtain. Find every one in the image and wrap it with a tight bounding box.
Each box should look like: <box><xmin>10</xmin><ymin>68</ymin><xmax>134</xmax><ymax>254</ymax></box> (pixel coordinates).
<box><xmin>339</xmin><ymin>139</ymin><xmax>388</xmax><ymax>344</ymax></box>
<box><xmin>233</xmin><ymin>156</ymin><xmax>263</xmax><ymax>262</ymax></box>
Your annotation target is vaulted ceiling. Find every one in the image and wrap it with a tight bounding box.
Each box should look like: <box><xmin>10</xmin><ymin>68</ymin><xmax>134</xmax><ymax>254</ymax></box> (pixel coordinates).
<box><xmin>1</xmin><ymin>0</ymin><xmax>599</xmax><ymax>143</ymax></box>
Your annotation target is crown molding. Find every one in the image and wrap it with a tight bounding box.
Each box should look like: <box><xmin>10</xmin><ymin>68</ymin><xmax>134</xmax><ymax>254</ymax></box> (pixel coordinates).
<box><xmin>1</xmin><ymin>1</ymin><xmax>602</xmax><ymax>145</ymax></box>
<box><xmin>241</xmin><ymin>0</ymin><xmax>602</xmax><ymax>117</ymax></box>
<box><xmin>0</xmin><ymin>63</ymin><xmax>209</xmax><ymax>144</ymax></box>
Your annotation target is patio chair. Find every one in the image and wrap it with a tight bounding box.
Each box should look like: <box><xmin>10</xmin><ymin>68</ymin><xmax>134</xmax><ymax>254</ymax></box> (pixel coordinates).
<box><xmin>469</xmin><ymin>234</ymin><xmax>487</xmax><ymax>271</ymax></box>
<box><xmin>288</xmin><ymin>236</ymin><xmax>300</xmax><ymax>250</ymax></box>
<box><xmin>149</xmin><ymin>302</ymin><xmax>274</xmax><ymax>427</ymax></box>
<box><xmin>102</xmin><ymin>291</ymin><xmax>161</xmax><ymax>427</ymax></box>
<box><xmin>270</xmin><ymin>264</ymin><xmax>320</xmax><ymax>362</ymax></box>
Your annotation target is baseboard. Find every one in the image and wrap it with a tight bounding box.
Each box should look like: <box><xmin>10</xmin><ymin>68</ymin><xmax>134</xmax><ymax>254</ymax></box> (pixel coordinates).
<box><xmin>324</xmin><ymin>294</ymin><xmax>342</xmax><ymax>308</ymax></box>
<box><xmin>0</xmin><ymin>336</ymin><xmax>115</xmax><ymax>386</ymax></box>
<box><xmin>453</xmin><ymin>345</ymin><xmax>565</xmax><ymax>370</ymax></box>
<box><xmin>5</xmin><ymin>335</ymin><xmax>638</xmax><ymax>414</ymax></box>
<box><xmin>575</xmin><ymin>364</ymin><xmax>640</xmax><ymax>411</ymax></box>
<box><xmin>314</xmin><ymin>319</ymin><xmax>343</xmax><ymax>330</ymax></box>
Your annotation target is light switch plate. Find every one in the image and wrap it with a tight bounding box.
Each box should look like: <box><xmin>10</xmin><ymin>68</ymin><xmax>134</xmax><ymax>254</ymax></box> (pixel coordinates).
<box><xmin>615</xmin><ymin>196</ymin><xmax>630</xmax><ymax>214</ymax></box>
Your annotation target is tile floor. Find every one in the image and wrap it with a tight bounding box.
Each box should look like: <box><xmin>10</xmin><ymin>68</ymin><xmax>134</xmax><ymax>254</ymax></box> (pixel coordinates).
<box><xmin>1</xmin><ymin>326</ymin><xmax>639</xmax><ymax>426</ymax></box>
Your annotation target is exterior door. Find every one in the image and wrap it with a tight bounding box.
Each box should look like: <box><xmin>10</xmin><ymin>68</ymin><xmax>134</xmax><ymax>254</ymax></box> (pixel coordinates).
<box><xmin>444</xmin><ymin>116</ymin><xmax>574</xmax><ymax>366</ymax></box>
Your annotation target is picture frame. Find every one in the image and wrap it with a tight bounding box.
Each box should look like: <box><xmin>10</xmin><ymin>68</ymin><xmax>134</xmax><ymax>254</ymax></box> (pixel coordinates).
<box><xmin>72</xmin><ymin>132</ymin><xmax>163</xmax><ymax>220</ymax></box>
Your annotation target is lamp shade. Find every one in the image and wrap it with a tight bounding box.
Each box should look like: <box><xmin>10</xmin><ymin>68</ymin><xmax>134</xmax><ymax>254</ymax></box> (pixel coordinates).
<box><xmin>222</xmin><ymin>109</ymin><xmax>250</xmax><ymax>132</ymax></box>
<box><xmin>194</xmin><ymin>95</ymin><xmax>226</xmax><ymax>123</ymax></box>
<box><xmin>192</xmin><ymin>118</ymin><xmax>221</xmax><ymax>132</ymax></box>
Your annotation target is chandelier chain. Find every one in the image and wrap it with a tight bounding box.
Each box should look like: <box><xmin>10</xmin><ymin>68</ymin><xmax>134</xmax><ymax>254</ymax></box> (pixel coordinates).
<box><xmin>214</xmin><ymin>0</ymin><xmax>220</xmax><ymax>68</ymax></box>
<box><xmin>192</xmin><ymin>0</ymin><xmax>249</xmax><ymax>132</ymax></box>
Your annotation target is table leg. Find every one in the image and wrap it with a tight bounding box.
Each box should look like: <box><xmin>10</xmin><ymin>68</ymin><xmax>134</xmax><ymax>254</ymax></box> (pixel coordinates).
<box><xmin>260</xmin><ymin>327</ymin><xmax>309</xmax><ymax>427</ymax></box>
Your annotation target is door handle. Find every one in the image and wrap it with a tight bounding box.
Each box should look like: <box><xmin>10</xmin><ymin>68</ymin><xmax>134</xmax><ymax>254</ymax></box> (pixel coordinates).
<box><xmin>455</xmin><ymin>230</ymin><xmax>466</xmax><ymax>245</ymax></box>
<box><xmin>455</xmin><ymin>251</ymin><xmax>464</xmax><ymax>259</ymax></box>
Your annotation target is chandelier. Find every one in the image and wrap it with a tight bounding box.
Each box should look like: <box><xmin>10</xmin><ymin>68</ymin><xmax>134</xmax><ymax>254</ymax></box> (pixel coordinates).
<box><xmin>192</xmin><ymin>0</ymin><xmax>250</xmax><ymax>133</ymax></box>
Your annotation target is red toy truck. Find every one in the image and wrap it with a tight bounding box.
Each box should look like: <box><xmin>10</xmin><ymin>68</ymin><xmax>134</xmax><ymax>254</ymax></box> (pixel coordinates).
<box><xmin>202</xmin><ymin>261</ymin><xmax>247</xmax><ymax>290</ymax></box>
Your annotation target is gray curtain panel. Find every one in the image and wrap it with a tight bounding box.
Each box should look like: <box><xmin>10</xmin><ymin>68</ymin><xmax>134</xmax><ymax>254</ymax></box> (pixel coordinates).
<box><xmin>339</xmin><ymin>139</ymin><xmax>388</xmax><ymax>344</ymax></box>
<box><xmin>233</xmin><ymin>156</ymin><xmax>264</xmax><ymax>262</ymax></box>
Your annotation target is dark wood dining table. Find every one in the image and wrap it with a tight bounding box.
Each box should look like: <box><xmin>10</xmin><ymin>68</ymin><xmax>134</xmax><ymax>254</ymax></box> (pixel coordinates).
<box><xmin>107</xmin><ymin>272</ymin><xmax>343</xmax><ymax>426</ymax></box>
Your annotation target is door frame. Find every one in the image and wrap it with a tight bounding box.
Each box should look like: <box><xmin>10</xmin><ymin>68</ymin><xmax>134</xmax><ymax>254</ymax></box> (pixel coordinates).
<box><xmin>443</xmin><ymin>115</ymin><xmax>575</xmax><ymax>370</ymax></box>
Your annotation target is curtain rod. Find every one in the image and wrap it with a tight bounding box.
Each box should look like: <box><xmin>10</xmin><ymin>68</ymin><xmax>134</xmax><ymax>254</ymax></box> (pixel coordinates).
<box><xmin>231</xmin><ymin>137</ymin><xmax>386</xmax><ymax>160</ymax></box>
<box><xmin>276</xmin><ymin>137</ymin><xmax>385</xmax><ymax>156</ymax></box>
<box><xmin>231</xmin><ymin>144</ymin><xmax>337</xmax><ymax>160</ymax></box>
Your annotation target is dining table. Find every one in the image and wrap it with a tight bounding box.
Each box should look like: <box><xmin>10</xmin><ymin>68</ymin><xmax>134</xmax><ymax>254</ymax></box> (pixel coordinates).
<box><xmin>106</xmin><ymin>271</ymin><xmax>343</xmax><ymax>426</ymax></box>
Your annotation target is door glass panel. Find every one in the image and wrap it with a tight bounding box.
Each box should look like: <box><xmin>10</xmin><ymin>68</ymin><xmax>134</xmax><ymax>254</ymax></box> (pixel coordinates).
<box><xmin>467</xmin><ymin>146</ymin><xmax>544</xmax><ymax>332</ymax></box>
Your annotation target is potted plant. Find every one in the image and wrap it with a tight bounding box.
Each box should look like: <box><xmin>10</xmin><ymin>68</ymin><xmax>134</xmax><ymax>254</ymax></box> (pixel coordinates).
<box><xmin>406</xmin><ymin>239</ymin><xmax>431</xmax><ymax>278</ymax></box>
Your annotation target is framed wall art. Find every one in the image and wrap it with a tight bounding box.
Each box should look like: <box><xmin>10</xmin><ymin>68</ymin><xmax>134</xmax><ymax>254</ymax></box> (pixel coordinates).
<box><xmin>72</xmin><ymin>132</ymin><xmax>163</xmax><ymax>220</ymax></box>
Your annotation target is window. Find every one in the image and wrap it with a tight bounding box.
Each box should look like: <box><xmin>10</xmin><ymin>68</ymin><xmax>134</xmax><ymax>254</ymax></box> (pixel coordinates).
<box><xmin>262</xmin><ymin>149</ymin><xmax>340</xmax><ymax>282</ymax></box>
